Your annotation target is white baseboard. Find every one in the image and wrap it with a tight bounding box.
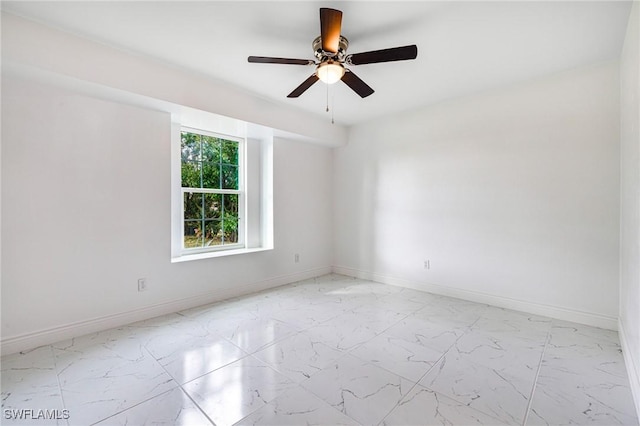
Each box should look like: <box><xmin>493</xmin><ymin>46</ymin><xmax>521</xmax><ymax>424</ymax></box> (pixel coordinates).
<box><xmin>619</xmin><ymin>319</ymin><xmax>640</xmax><ymax>420</ymax></box>
<box><xmin>332</xmin><ymin>266</ymin><xmax>618</xmax><ymax>330</ymax></box>
<box><xmin>0</xmin><ymin>266</ymin><xmax>331</xmax><ymax>356</ymax></box>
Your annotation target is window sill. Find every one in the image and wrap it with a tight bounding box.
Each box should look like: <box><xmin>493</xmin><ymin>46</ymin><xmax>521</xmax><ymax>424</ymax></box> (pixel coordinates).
<box><xmin>171</xmin><ymin>246</ymin><xmax>272</xmax><ymax>263</ymax></box>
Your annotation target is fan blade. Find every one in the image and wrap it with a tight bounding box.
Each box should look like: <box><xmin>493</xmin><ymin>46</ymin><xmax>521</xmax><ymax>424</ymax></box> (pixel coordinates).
<box><xmin>287</xmin><ymin>74</ymin><xmax>320</xmax><ymax>98</ymax></box>
<box><xmin>341</xmin><ymin>69</ymin><xmax>374</xmax><ymax>98</ymax></box>
<box><xmin>346</xmin><ymin>45</ymin><xmax>418</xmax><ymax>65</ymax></box>
<box><xmin>320</xmin><ymin>8</ymin><xmax>342</xmax><ymax>53</ymax></box>
<box><xmin>248</xmin><ymin>56</ymin><xmax>314</xmax><ymax>65</ymax></box>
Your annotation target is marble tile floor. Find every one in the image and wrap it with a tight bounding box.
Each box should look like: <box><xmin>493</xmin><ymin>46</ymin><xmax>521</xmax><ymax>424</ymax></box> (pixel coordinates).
<box><xmin>2</xmin><ymin>274</ymin><xmax>638</xmax><ymax>425</ymax></box>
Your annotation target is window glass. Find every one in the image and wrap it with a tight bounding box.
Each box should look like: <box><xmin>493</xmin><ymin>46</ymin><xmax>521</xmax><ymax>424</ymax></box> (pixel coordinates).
<box><xmin>180</xmin><ymin>129</ymin><xmax>243</xmax><ymax>250</ymax></box>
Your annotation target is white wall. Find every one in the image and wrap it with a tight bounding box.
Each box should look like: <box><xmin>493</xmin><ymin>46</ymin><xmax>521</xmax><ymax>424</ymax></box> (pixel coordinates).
<box><xmin>334</xmin><ymin>62</ymin><xmax>621</xmax><ymax>329</ymax></box>
<box><xmin>1</xmin><ymin>75</ymin><xmax>333</xmax><ymax>354</ymax></box>
<box><xmin>619</xmin><ymin>0</ymin><xmax>640</xmax><ymax>415</ymax></box>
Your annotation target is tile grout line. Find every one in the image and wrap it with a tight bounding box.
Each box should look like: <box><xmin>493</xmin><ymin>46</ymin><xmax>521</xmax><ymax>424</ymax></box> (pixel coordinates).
<box><xmin>86</xmin><ymin>345</ymin><xmax>182</xmax><ymax>425</ymax></box>
<box><xmin>49</xmin><ymin>344</ymin><xmax>70</xmax><ymax>426</ymax></box>
<box><xmin>89</xmin><ymin>388</ymin><xmax>177</xmax><ymax>426</ymax></box>
<box><xmin>521</xmin><ymin>325</ymin><xmax>551</xmax><ymax>426</ymax></box>
<box><xmin>376</xmin><ymin>312</ymin><xmax>482</xmax><ymax>426</ymax></box>
<box><xmin>143</xmin><ymin>338</ymin><xmax>226</xmax><ymax>426</ymax></box>
<box><xmin>177</xmin><ymin>382</ymin><xmax>218</xmax><ymax>426</ymax></box>
<box><xmin>414</xmin><ymin>312</ymin><xmax>481</xmax><ymax>385</ymax></box>
<box><xmin>290</xmin><ymin>299</ymin><xmax>429</xmax><ymax>426</ymax></box>
<box><xmin>88</xmin><ymin>341</ymin><xmax>220</xmax><ymax>425</ymax></box>
<box><xmin>144</xmin><ymin>344</ymin><xmax>218</xmax><ymax>426</ymax></box>
<box><xmin>385</xmin><ymin>310</ymin><xmax>540</xmax><ymax>425</ymax></box>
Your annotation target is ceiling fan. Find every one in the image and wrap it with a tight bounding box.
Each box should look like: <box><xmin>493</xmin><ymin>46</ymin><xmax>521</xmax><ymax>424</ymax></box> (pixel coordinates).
<box><xmin>248</xmin><ymin>8</ymin><xmax>418</xmax><ymax>99</ymax></box>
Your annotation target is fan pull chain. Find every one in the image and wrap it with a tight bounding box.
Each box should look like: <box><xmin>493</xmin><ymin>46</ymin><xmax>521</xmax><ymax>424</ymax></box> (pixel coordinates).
<box><xmin>324</xmin><ymin>83</ymin><xmax>335</xmax><ymax>124</ymax></box>
<box><xmin>326</xmin><ymin>82</ymin><xmax>329</xmax><ymax>113</ymax></box>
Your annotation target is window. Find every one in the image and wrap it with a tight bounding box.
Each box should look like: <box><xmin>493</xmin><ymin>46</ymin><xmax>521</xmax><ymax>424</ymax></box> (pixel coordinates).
<box><xmin>171</xmin><ymin>112</ymin><xmax>273</xmax><ymax>263</ymax></box>
<box><xmin>180</xmin><ymin>128</ymin><xmax>244</xmax><ymax>252</ymax></box>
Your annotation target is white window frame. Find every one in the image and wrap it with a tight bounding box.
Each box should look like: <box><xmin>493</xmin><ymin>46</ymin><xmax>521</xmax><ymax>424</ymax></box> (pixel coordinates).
<box><xmin>179</xmin><ymin>126</ymin><xmax>246</xmax><ymax>255</ymax></box>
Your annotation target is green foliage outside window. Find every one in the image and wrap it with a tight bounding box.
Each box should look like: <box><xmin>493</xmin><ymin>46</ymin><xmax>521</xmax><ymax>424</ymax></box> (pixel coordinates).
<box><xmin>181</xmin><ymin>131</ymin><xmax>240</xmax><ymax>249</ymax></box>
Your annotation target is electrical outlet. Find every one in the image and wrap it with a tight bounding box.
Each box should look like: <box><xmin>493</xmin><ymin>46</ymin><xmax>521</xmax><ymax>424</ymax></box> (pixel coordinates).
<box><xmin>138</xmin><ymin>278</ymin><xmax>147</xmax><ymax>292</ymax></box>
<box><xmin>424</xmin><ymin>260</ymin><xmax>430</xmax><ymax>270</ymax></box>
<box><xmin>294</xmin><ymin>253</ymin><xmax>300</xmax><ymax>263</ymax></box>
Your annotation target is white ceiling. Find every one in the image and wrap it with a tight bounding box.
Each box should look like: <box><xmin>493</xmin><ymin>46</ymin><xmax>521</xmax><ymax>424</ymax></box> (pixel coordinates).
<box><xmin>1</xmin><ymin>1</ymin><xmax>632</xmax><ymax>126</ymax></box>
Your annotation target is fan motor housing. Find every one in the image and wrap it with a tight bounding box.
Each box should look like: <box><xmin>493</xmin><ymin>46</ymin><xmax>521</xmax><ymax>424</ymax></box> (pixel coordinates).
<box><xmin>313</xmin><ymin>35</ymin><xmax>349</xmax><ymax>61</ymax></box>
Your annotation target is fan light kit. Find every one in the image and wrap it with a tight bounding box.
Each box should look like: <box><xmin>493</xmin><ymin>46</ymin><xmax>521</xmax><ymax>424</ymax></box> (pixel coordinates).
<box><xmin>248</xmin><ymin>8</ymin><xmax>418</xmax><ymax>99</ymax></box>
<box><xmin>316</xmin><ymin>61</ymin><xmax>345</xmax><ymax>84</ymax></box>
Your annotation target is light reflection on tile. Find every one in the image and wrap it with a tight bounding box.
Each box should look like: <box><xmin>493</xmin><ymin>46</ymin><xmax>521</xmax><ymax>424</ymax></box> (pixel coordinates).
<box><xmin>181</xmin><ymin>356</ymin><xmax>297</xmax><ymax>426</ymax></box>
<box><xmin>209</xmin><ymin>317</ymin><xmax>301</xmax><ymax>354</ymax></box>
<box><xmin>134</xmin><ymin>317</ymin><xmax>249</xmax><ymax>384</ymax></box>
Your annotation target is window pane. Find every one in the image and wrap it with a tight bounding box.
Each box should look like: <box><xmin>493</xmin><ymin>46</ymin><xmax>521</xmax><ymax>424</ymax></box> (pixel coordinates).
<box><xmin>221</xmin><ymin>165</ymin><xmax>238</xmax><ymax>189</ymax></box>
<box><xmin>203</xmin><ymin>193</ymin><xmax>222</xmax><ymax>219</ymax></box>
<box><xmin>223</xmin><ymin>223</ymin><xmax>239</xmax><ymax>244</ymax></box>
<box><xmin>184</xmin><ymin>220</ymin><xmax>203</xmax><ymax>248</ymax></box>
<box><xmin>181</xmin><ymin>161</ymin><xmax>201</xmax><ymax>188</ymax></box>
<box><xmin>201</xmin><ymin>136</ymin><xmax>221</xmax><ymax>163</ymax></box>
<box><xmin>223</xmin><ymin>193</ymin><xmax>239</xmax><ymax>213</ymax></box>
<box><xmin>204</xmin><ymin>220</ymin><xmax>222</xmax><ymax>246</ymax></box>
<box><xmin>202</xmin><ymin>162</ymin><xmax>221</xmax><ymax>189</ymax></box>
<box><xmin>183</xmin><ymin>192</ymin><xmax>203</xmax><ymax>220</ymax></box>
<box><xmin>181</xmin><ymin>132</ymin><xmax>200</xmax><ymax>162</ymax></box>
<box><xmin>222</xmin><ymin>140</ymin><xmax>239</xmax><ymax>165</ymax></box>
<box><xmin>222</xmin><ymin>194</ymin><xmax>239</xmax><ymax>244</ymax></box>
